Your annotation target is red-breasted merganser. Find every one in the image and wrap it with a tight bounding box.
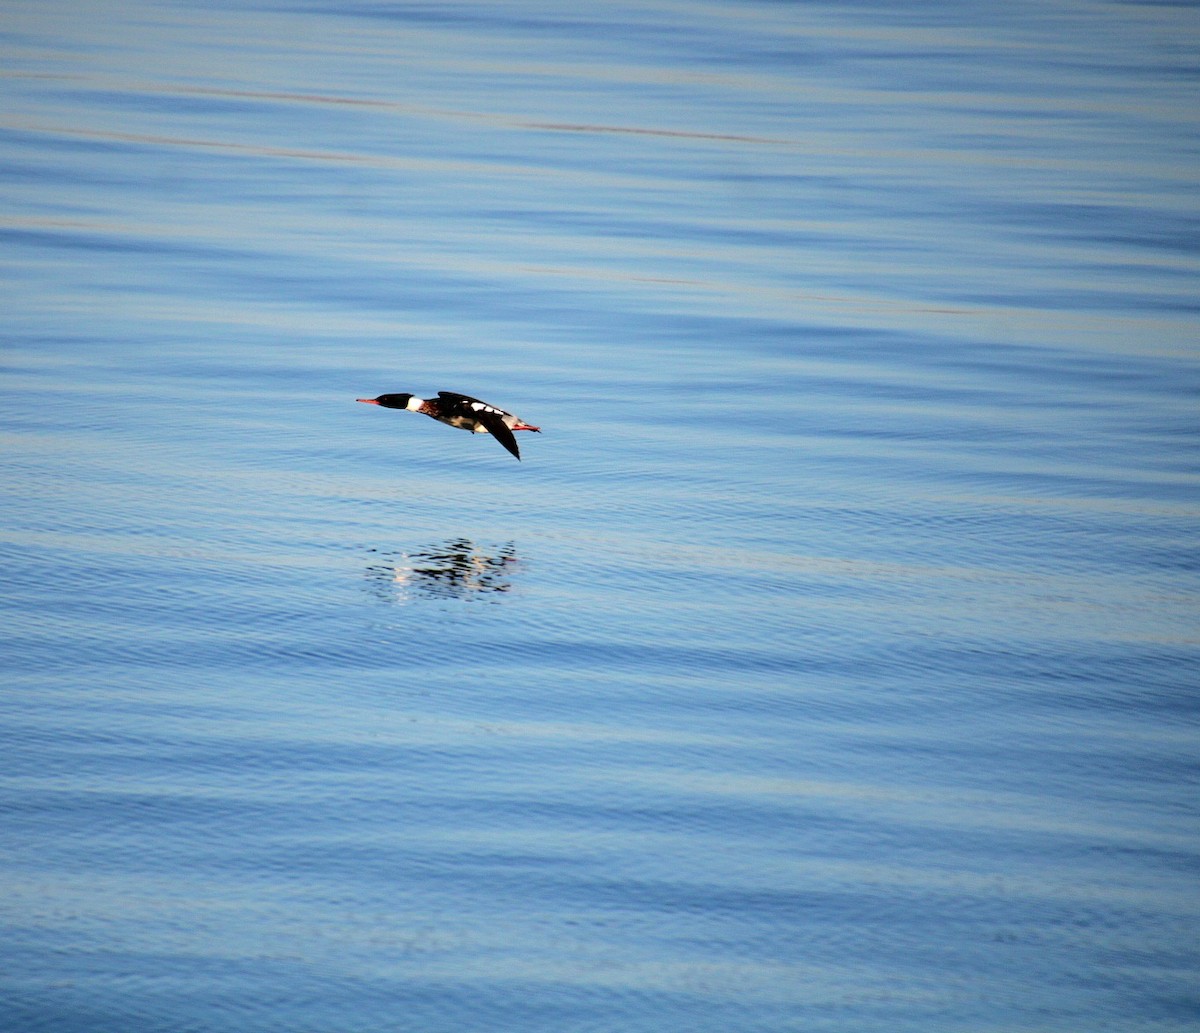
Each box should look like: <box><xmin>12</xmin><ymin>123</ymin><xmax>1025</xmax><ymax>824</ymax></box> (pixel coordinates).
<box><xmin>356</xmin><ymin>391</ymin><xmax>541</xmax><ymax>460</ymax></box>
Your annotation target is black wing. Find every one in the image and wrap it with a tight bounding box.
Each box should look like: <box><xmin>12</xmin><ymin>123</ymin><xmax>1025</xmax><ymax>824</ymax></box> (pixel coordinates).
<box><xmin>437</xmin><ymin>390</ymin><xmax>504</xmax><ymax>412</ymax></box>
<box><xmin>476</xmin><ymin>410</ymin><xmax>521</xmax><ymax>460</ymax></box>
<box><xmin>437</xmin><ymin>392</ymin><xmax>521</xmax><ymax>460</ymax></box>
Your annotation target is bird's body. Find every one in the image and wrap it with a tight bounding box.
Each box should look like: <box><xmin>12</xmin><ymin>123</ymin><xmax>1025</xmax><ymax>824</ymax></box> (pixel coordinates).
<box><xmin>356</xmin><ymin>391</ymin><xmax>541</xmax><ymax>460</ymax></box>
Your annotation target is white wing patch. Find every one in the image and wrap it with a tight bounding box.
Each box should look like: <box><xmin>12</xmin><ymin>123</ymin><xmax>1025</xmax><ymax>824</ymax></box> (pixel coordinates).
<box><xmin>469</xmin><ymin>401</ymin><xmax>505</xmax><ymax>416</ymax></box>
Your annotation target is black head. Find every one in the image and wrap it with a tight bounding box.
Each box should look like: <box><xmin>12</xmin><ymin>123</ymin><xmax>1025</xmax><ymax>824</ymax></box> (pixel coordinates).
<box><xmin>357</xmin><ymin>393</ymin><xmax>413</xmax><ymax>410</ymax></box>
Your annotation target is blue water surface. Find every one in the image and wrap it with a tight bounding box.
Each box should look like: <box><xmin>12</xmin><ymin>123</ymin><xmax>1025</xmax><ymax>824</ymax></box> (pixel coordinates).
<box><xmin>2</xmin><ymin>1</ymin><xmax>1198</xmax><ymax>1031</ymax></box>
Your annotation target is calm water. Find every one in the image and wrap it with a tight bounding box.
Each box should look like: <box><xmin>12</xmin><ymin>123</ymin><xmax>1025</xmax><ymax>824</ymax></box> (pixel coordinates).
<box><xmin>2</xmin><ymin>1</ymin><xmax>1198</xmax><ymax>1030</ymax></box>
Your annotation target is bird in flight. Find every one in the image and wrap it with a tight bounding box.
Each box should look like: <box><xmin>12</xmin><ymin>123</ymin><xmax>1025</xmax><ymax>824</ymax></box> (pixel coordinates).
<box><xmin>356</xmin><ymin>391</ymin><xmax>541</xmax><ymax>460</ymax></box>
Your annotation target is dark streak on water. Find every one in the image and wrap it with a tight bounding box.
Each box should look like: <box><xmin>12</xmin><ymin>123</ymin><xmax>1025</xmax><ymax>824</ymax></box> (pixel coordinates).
<box><xmin>2</xmin><ymin>1</ymin><xmax>1199</xmax><ymax>1031</ymax></box>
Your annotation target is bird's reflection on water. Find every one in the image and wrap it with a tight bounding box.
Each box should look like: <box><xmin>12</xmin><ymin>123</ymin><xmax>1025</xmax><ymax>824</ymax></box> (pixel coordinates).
<box><xmin>365</xmin><ymin>539</ymin><xmax>519</xmax><ymax>602</ymax></box>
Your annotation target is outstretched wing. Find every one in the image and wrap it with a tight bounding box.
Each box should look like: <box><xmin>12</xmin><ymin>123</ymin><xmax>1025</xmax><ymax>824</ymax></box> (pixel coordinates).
<box><xmin>437</xmin><ymin>390</ymin><xmax>506</xmax><ymax>413</ymax></box>
<box><xmin>437</xmin><ymin>392</ymin><xmax>521</xmax><ymax>460</ymax></box>
<box><xmin>476</xmin><ymin>410</ymin><xmax>521</xmax><ymax>460</ymax></box>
